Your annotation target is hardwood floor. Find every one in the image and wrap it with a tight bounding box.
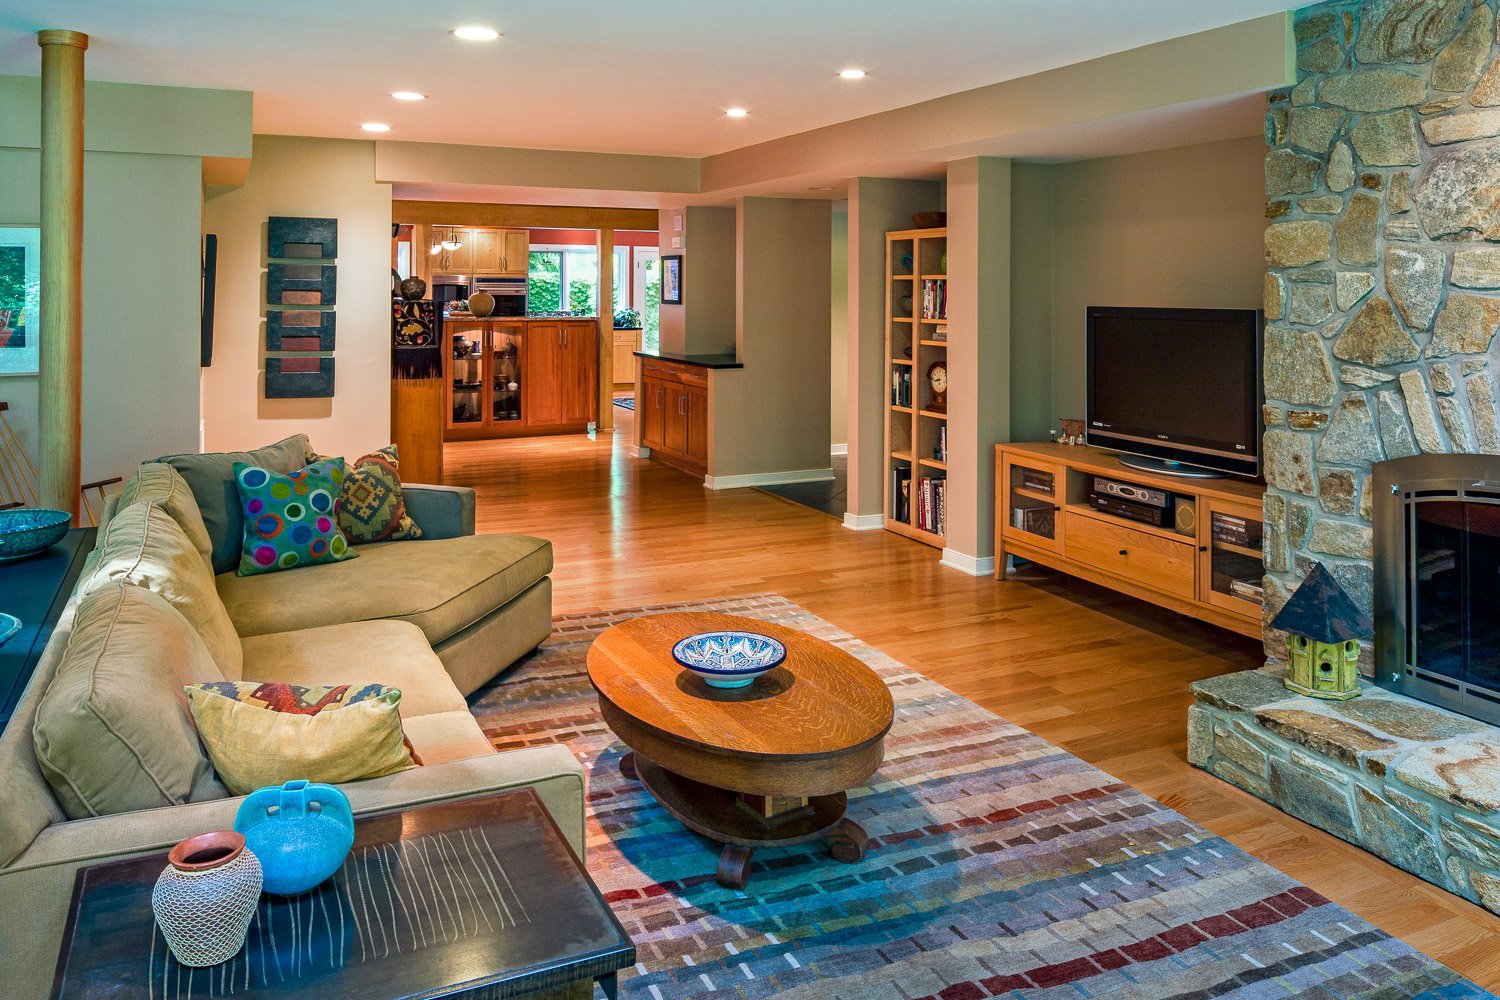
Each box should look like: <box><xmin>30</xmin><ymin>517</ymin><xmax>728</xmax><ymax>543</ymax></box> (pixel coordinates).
<box><xmin>445</xmin><ymin>411</ymin><xmax>1500</xmax><ymax>990</ymax></box>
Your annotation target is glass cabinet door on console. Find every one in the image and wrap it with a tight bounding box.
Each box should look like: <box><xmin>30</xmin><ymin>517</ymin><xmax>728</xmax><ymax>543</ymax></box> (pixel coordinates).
<box><xmin>1001</xmin><ymin>460</ymin><xmax>1063</xmax><ymax>554</ymax></box>
<box><xmin>490</xmin><ymin>325</ymin><xmax>523</xmax><ymax>424</ymax></box>
<box><xmin>449</xmin><ymin>330</ymin><xmax>485</xmax><ymax>430</ymax></box>
<box><xmin>1198</xmin><ymin>497</ymin><xmax>1265</xmax><ymax>618</ymax></box>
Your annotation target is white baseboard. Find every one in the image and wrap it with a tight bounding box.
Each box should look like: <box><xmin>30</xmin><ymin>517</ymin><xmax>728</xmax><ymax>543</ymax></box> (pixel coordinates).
<box><xmin>628</xmin><ymin>444</ymin><xmax>651</xmax><ymax>458</ymax></box>
<box><xmin>705</xmin><ymin>468</ymin><xmax>834</xmax><ymax>490</ymax></box>
<box><xmin>842</xmin><ymin>512</ymin><xmax>884</xmax><ymax>531</ymax></box>
<box><xmin>830</xmin><ymin>443</ymin><xmax>848</xmax><ymax>457</ymax></box>
<box><xmin>940</xmin><ymin>549</ymin><xmax>997</xmax><ymax>577</ymax></box>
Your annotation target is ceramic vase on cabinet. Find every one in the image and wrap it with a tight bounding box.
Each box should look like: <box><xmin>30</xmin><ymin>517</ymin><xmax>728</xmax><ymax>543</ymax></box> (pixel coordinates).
<box><xmin>234</xmin><ymin>780</ymin><xmax>355</xmax><ymax>895</ymax></box>
<box><xmin>151</xmin><ymin>831</ymin><xmax>263</xmax><ymax>967</ymax></box>
<box><xmin>468</xmin><ymin>289</ymin><xmax>496</xmax><ymax>317</ymax></box>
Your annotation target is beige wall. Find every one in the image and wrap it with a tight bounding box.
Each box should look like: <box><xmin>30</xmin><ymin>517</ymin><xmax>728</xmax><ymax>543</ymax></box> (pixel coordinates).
<box><xmin>708</xmin><ymin>198</ymin><xmax>831</xmax><ymax>482</ymax></box>
<box><xmin>944</xmin><ymin>157</ymin><xmax>1012</xmax><ymax>568</ymax></box>
<box><xmin>202</xmin><ymin>135</ymin><xmax>394</xmax><ymax>459</ymax></box>
<box><xmin>845</xmin><ymin>178</ymin><xmax>944</xmax><ymax>520</ymax></box>
<box><xmin>830</xmin><ymin>209</ymin><xmax>848</xmax><ymax>450</ymax></box>
<box><xmin>0</xmin><ymin>76</ymin><xmax>250</xmax><ymax>487</ymax></box>
<box><xmin>1019</xmin><ymin>136</ymin><xmax>1267</xmax><ymax>433</ymax></box>
<box><xmin>656</xmin><ymin>205</ymin><xmax>737</xmax><ymax>357</ymax></box>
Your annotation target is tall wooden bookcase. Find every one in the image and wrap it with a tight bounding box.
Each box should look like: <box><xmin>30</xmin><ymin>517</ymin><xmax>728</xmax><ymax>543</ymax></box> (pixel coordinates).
<box><xmin>883</xmin><ymin>227</ymin><xmax>948</xmax><ymax>548</ymax></box>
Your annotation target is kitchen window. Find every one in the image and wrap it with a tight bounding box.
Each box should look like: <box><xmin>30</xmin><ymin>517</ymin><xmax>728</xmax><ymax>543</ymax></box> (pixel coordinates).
<box><xmin>528</xmin><ymin>246</ymin><xmax>598</xmax><ymax>314</ymax></box>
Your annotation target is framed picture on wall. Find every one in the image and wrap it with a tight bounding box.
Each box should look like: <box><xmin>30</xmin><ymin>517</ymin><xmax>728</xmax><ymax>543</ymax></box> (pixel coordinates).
<box><xmin>661</xmin><ymin>254</ymin><xmax>683</xmax><ymax>305</ymax></box>
<box><xmin>0</xmin><ymin>226</ymin><xmax>40</xmax><ymax>377</ymax></box>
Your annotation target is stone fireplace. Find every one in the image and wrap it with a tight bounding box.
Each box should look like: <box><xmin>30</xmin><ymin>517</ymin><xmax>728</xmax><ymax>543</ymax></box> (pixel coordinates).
<box><xmin>1374</xmin><ymin>454</ymin><xmax>1500</xmax><ymax>723</ymax></box>
<box><xmin>1191</xmin><ymin>0</ymin><xmax>1500</xmax><ymax>918</ymax></box>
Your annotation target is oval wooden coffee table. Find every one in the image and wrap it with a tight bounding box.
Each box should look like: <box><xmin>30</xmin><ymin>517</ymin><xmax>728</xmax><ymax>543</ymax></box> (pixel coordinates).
<box><xmin>587</xmin><ymin>612</ymin><xmax>895</xmax><ymax>889</ymax></box>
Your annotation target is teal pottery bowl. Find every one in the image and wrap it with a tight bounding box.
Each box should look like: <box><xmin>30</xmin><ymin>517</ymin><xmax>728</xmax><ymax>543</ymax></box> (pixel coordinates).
<box><xmin>0</xmin><ymin>508</ymin><xmax>71</xmax><ymax>562</ymax></box>
<box><xmin>672</xmin><ymin>630</ymin><xmax>787</xmax><ymax>689</ymax></box>
<box><xmin>0</xmin><ymin>613</ymin><xmax>19</xmax><ymax>648</ymax></box>
<box><xmin>234</xmin><ymin>780</ymin><xmax>354</xmax><ymax>895</ymax></box>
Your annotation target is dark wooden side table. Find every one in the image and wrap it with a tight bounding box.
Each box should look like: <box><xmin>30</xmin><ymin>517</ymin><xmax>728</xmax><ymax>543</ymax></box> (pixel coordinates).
<box><xmin>587</xmin><ymin>612</ymin><xmax>896</xmax><ymax>889</ymax></box>
<box><xmin>0</xmin><ymin>527</ymin><xmax>95</xmax><ymax>732</ymax></box>
<box><xmin>50</xmin><ymin>788</ymin><xmax>634</xmax><ymax>1000</ymax></box>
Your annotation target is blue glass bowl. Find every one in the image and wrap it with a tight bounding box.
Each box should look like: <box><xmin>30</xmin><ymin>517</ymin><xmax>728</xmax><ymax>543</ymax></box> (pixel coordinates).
<box><xmin>0</xmin><ymin>508</ymin><xmax>71</xmax><ymax>562</ymax></box>
<box><xmin>672</xmin><ymin>630</ymin><xmax>787</xmax><ymax>689</ymax></box>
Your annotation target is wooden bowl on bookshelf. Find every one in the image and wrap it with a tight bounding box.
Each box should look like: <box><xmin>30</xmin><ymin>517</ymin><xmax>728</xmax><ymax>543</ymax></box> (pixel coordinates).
<box><xmin>913</xmin><ymin>212</ymin><xmax>946</xmax><ymax>229</ymax></box>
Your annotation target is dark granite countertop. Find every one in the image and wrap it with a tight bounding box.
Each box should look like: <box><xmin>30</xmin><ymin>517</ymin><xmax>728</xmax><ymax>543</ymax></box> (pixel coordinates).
<box><xmin>634</xmin><ymin>349</ymin><xmax>743</xmax><ymax>370</ymax></box>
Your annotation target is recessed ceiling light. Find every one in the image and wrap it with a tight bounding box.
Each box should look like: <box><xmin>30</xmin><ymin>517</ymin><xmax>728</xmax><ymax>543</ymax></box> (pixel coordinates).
<box><xmin>807</xmin><ymin>186</ymin><xmax>832</xmax><ymax>192</ymax></box>
<box><xmin>360</xmin><ymin>122</ymin><xmax>391</xmax><ymax>133</ymax></box>
<box><xmin>725</xmin><ymin>107</ymin><xmax>748</xmax><ymax>119</ymax></box>
<box><xmin>451</xmin><ymin>25</ymin><xmax>500</xmax><ymax>41</ymax></box>
<box><xmin>838</xmin><ymin>68</ymin><xmax>867</xmax><ymax>80</ymax></box>
<box><xmin>391</xmin><ymin>91</ymin><xmax>426</xmax><ymax>102</ymax></box>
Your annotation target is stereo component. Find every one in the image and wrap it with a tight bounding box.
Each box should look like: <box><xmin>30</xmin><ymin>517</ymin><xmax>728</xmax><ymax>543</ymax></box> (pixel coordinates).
<box><xmin>1088</xmin><ymin>493</ymin><xmax>1170</xmax><ymax>527</ymax></box>
<box><xmin>1092</xmin><ymin>476</ymin><xmax>1169</xmax><ymax>508</ymax></box>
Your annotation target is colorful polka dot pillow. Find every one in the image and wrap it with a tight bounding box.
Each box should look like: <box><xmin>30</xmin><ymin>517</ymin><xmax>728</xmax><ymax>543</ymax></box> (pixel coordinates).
<box><xmin>232</xmin><ymin>459</ymin><xmax>357</xmax><ymax>576</ymax></box>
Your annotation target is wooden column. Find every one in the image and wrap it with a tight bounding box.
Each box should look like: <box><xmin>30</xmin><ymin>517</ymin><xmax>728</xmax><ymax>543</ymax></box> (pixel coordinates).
<box><xmin>37</xmin><ymin>29</ymin><xmax>88</xmax><ymax>519</ymax></box>
<box><xmin>597</xmin><ymin>227</ymin><xmax>614</xmax><ymax>432</ymax></box>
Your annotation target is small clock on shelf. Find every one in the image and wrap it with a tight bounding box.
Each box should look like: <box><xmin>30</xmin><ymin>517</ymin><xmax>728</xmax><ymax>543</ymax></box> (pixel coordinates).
<box><xmin>927</xmin><ymin>361</ymin><xmax>947</xmax><ymax>413</ymax></box>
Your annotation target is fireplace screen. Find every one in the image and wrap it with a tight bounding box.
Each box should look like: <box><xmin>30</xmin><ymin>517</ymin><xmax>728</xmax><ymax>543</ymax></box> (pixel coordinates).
<box><xmin>1374</xmin><ymin>454</ymin><xmax>1500</xmax><ymax>724</ymax></box>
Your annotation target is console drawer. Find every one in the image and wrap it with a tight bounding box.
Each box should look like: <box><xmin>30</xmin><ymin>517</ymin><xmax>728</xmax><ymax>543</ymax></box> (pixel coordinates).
<box><xmin>1062</xmin><ymin>510</ymin><xmax>1194</xmax><ymax>599</ymax></box>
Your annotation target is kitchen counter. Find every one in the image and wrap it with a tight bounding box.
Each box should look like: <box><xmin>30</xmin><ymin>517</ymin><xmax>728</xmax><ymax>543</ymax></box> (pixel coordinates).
<box><xmin>633</xmin><ymin>349</ymin><xmax>743</xmax><ymax>370</ymax></box>
<box><xmin>444</xmin><ymin>313</ymin><xmax>599</xmax><ymax>322</ymax></box>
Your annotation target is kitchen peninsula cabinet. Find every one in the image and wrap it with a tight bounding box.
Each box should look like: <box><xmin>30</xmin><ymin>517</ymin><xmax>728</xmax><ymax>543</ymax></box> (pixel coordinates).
<box><xmin>639</xmin><ymin>357</ymin><xmax>710</xmax><ymax>477</ymax></box>
<box><xmin>445</xmin><ymin>317</ymin><xmax>597</xmax><ymax>440</ymax></box>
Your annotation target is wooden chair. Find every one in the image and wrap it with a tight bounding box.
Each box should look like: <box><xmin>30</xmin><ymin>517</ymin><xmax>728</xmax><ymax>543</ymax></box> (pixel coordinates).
<box><xmin>0</xmin><ymin>401</ymin><xmax>121</xmax><ymax>525</ymax></box>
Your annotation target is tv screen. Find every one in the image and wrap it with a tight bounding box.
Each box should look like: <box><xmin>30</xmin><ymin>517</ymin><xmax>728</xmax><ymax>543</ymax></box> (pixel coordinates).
<box><xmin>1085</xmin><ymin>306</ymin><xmax>1263</xmax><ymax>478</ymax></box>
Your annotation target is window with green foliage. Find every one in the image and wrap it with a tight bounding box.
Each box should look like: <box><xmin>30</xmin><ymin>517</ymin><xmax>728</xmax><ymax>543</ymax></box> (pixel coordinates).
<box><xmin>528</xmin><ymin>246</ymin><xmax>598</xmax><ymax>314</ymax></box>
<box><xmin>642</xmin><ymin>258</ymin><xmax>660</xmax><ymax>352</ymax></box>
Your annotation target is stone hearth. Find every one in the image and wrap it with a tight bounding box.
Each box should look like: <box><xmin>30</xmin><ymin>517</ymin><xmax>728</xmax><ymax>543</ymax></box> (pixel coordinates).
<box><xmin>1191</xmin><ymin>669</ymin><xmax>1500</xmax><ymax>915</ymax></box>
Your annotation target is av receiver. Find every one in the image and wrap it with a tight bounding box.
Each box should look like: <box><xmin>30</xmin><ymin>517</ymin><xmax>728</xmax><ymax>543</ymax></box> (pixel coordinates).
<box><xmin>1092</xmin><ymin>476</ymin><xmax>1169</xmax><ymax>508</ymax></box>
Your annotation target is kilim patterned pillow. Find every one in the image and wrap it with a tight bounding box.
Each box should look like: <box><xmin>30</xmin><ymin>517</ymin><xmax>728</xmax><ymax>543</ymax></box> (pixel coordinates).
<box><xmin>308</xmin><ymin>445</ymin><xmax>422</xmax><ymax>545</ymax></box>
<box><xmin>232</xmin><ymin>459</ymin><xmax>356</xmax><ymax>576</ymax></box>
<box><xmin>185</xmin><ymin>681</ymin><xmax>420</xmax><ymax>796</ymax></box>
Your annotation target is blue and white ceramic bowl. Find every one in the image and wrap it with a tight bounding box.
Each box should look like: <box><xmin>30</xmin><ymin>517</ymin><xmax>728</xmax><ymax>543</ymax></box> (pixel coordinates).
<box><xmin>672</xmin><ymin>630</ymin><xmax>787</xmax><ymax>689</ymax></box>
<box><xmin>0</xmin><ymin>508</ymin><xmax>71</xmax><ymax>562</ymax></box>
<box><xmin>0</xmin><ymin>613</ymin><xmax>19</xmax><ymax>648</ymax></box>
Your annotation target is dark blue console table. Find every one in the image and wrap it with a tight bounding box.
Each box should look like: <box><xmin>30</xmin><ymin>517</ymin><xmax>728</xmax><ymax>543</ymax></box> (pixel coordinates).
<box><xmin>0</xmin><ymin>527</ymin><xmax>95</xmax><ymax>732</ymax></box>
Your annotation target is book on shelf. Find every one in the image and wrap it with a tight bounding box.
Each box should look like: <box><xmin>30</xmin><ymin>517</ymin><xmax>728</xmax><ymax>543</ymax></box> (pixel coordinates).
<box><xmin>889</xmin><ymin>369</ymin><xmax>912</xmax><ymax>407</ymax></box>
<box><xmin>921</xmin><ymin>279</ymin><xmax>947</xmax><ymax>320</ymax></box>
<box><xmin>935</xmin><ymin>426</ymin><xmax>947</xmax><ymax>463</ymax></box>
<box><xmin>891</xmin><ymin>466</ymin><xmax>913</xmax><ymax>522</ymax></box>
<box><xmin>914</xmin><ymin>475</ymin><xmax>947</xmax><ymax>535</ymax></box>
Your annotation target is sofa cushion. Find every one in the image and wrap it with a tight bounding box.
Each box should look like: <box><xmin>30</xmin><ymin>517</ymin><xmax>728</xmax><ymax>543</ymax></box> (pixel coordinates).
<box><xmin>312</xmin><ymin>445</ymin><xmax>423</xmax><ymax>545</ymax></box>
<box><xmin>186</xmin><ymin>683</ymin><xmax>417</xmax><ymax>796</ymax></box>
<box><xmin>33</xmin><ymin>583</ymin><xmax>228</xmax><ymax>819</ymax></box>
<box><xmin>81</xmin><ymin>503</ymin><xmax>243</xmax><ymax>680</ymax></box>
<box><xmin>217</xmin><ymin>534</ymin><xmax>553</xmax><ymax>646</ymax></box>
<box><xmin>239</xmin><ymin>620</ymin><xmax>466</xmax><ymax>718</ymax></box>
<box><xmin>401</xmin><ymin>710</ymin><xmax>497</xmax><ymax>765</ymax></box>
<box><xmin>232</xmin><ymin>459</ymin><xmax>356</xmax><ymax>576</ymax></box>
<box><xmin>115</xmin><ymin>463</ymin><xmax>214</xmax><ymax>570</ymax></box>
<box><xmin>157</xmin><ymin>435</ymin><xmax>311</xmax><ymax>575</ymax></box>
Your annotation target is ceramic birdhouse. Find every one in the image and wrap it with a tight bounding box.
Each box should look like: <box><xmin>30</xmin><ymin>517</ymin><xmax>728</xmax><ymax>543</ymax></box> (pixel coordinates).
<box><xmin>1271</xmin><ymin>562</ymin><xmax>1371</xmax><ymax>700</ymax></box>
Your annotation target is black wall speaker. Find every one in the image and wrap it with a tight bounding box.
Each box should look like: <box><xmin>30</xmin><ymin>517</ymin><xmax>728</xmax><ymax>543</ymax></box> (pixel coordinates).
<box><xmin>200</xmin><ymin>234</ymin><xmax>218</xmax><ymax>367</ymax></box>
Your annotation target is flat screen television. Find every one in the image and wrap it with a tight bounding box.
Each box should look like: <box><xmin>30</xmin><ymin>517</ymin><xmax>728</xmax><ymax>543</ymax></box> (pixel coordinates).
<box><xmin>1085</xmin><ymin>306</ymin><xmax>1263</xmax><ymax>479</ymax></box>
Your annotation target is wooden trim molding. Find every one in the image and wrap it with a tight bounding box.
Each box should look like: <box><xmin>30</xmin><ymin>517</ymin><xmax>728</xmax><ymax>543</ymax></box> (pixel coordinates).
<box><xmin>393</xmin><ymin>200</ymin><xmax>658</xmax><ymax>232</ymax></box>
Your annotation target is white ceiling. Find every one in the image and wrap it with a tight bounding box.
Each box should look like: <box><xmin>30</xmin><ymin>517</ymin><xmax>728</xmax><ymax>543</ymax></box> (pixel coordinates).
<box><xmin>3</xmin><ymin>0</ymin><xmax>1311</xmax><ymax>158</ymax></box>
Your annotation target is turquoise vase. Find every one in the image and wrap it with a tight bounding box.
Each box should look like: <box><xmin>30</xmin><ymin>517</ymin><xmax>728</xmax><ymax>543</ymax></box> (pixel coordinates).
<box><xmin>234</xmin><ymin>780</ymin><xmax>354</xmax><ymax>895</ymax></box>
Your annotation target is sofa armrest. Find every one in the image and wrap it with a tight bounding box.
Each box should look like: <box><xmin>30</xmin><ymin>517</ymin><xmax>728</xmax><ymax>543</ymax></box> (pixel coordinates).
<box><xmin>0</xmin><ymin>746</ymin><xmax>583</xmax><ymax>1000</ymax></box>
<box><xmin>403</xmin><ymin>483</ymin><xmax>476</xmax><ymax>538</ymax></box>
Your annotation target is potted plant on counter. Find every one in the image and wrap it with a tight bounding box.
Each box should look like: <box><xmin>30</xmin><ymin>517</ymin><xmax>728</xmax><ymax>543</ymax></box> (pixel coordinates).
<box><xmin>613</xmin><ymin>308</ymin><xmax>642</xmax><ymax>330</ymax></box>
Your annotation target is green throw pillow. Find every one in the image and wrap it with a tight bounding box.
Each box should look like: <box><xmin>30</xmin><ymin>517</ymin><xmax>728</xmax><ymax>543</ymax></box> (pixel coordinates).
<box><xmin>233</xmin><ymin>459</ymin><xmax>357</xmax><ymax>576</ymax></box>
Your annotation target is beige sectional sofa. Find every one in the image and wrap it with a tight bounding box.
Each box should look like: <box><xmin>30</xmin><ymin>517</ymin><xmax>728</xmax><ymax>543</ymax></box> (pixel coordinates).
<box><xmin>0</xmin><ymin>442</ymin><xmax>583</xmax><ymax>998</ymax></box>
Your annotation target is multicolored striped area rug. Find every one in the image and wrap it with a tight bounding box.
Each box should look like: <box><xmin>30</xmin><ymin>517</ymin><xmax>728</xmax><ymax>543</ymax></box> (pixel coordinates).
<box><xmin>469</xmin><ymin>594</ymin><xmax>1492</xmax><ymax>1000</ymax></box>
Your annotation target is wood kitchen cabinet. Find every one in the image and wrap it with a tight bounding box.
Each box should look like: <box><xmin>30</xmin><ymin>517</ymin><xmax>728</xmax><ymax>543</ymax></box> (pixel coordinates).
<box><xmin>524</xmin><ymin>321</ymin><xmax>597</xmax><ymax>430</ymax></box>
<box><xmin>501</xmin><ymin>230</ymin><xmax>530</xmax><ymax>276</ymax></box>
<box><xmin>453</xmin><ymin>228</ymin><xmax>529</xmax><ymax>276</ymax></box>
<box><xmin>640</xmin><ymin>358</ymin><xmax>708</xmax><ymax>478</ymax></box>
<box><xmin>445</xmin><ymin>318</ymin><xmax>596</xmax><ymax>440</ymax></box>
<box><xmin>612</xmin><ymin>328</ymin><xmax>639</xmax><ymax>386</ymax></box>
<box><xmin>467</xmin><ymin>229</ymin><xmax>501</xmax><ymax>273</ymax></box>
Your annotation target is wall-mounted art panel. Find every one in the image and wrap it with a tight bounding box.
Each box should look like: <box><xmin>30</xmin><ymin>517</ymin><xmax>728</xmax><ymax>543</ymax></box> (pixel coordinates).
<box><xmin>267</xmin><ymin>308</ymin><xmax>336</xmax><ymax>352</ymax></box>
<box><xmin>267</xmin><ymin>262</ymin><xmax>337</xmax><ymax>306</ymax></box>
<box><xmin>265</xmin><ymin>356</ymin><xmax>335</xmax><ymax>398</ymax></box>
<box><xmin>264</xmin><ymin>216</ymin><xmax>337</xmax><ymax>398</ymax></box>
<box><xmin>267</xmin><ymin>216</ymin><xmax>337</xmax><ymax>260</ymax></box>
